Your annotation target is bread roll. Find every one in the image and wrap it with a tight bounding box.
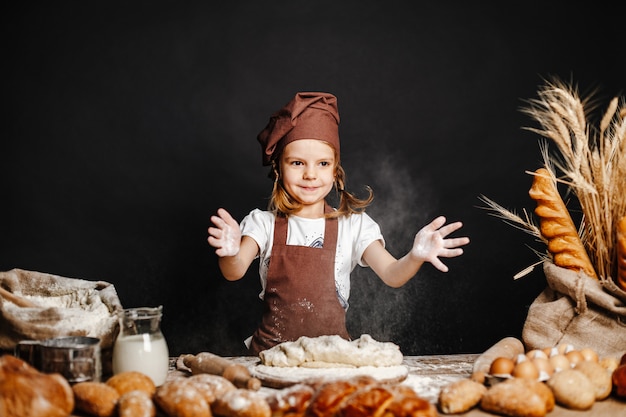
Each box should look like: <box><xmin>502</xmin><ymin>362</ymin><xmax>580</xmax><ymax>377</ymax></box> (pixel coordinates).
<box><xmin>186</xmin><ymin>373</ymin><xmax>236</xmax><ymax>405</ymax></box>
<box><xmin>72</xmin><ymin>381</ymin><xmax>120</xmax><ymax>417</ymax></box>
<box><xmin>340</xmin><ymin>385</ymin><xmax>394</xmax><ymax>417</ymax></box>
<box><xmin>117</xmin><ymin>390</ymin><xmax>156</xmax><ymax>417</ymax></box>
<box><xmin>106</xmin><ymin>371</ymin><xmax>156</xmax><ymax>396</ymax></box>
<box><xmin>438</xmin><ymin>378</ymin><xmax>487</xmax><ymax>414</ymax></box>
<box><xmin>617</xmin><ymin>215</ymin><xmax>626</xmax><ymax>291</ymax></box>
<box><xmin>0</xmin><ymin>354</ymin><xmax>74</xmax><ymax>417</ymax></box>
<box><xmin>529</xmin><ymin>168</ymin><xmax>597</xmax><ymax>279</ymax></box>
<box><xmin>211</xmin><ymin>388</ymin><xmax>271</xmax><ymax>417</ymax></box>
<box><xmin>154</xmin><ymin>377</ymin><xmax>211</xmax><ymax>417</ymax></box>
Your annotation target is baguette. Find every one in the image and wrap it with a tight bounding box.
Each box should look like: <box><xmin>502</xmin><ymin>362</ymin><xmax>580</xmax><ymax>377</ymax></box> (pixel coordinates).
<box><xmin>528</xmin><ymin>168</ymin><xmax>597</xmax><ymax>279</ymax></box>
<box><xmin>617</xmin><ymin>215</ymin><xmax>626</xmax><ymax>291</ymax></box>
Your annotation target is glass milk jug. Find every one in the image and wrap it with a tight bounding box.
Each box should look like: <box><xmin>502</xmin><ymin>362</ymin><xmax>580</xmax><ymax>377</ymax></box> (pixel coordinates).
<box><xmin>112</xmin><ymin>306</ymin><xmax>169</xmax><ymax>386</ymax></box>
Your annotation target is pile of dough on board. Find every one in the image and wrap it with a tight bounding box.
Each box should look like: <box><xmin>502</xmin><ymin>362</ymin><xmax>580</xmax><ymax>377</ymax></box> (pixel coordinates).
<box><xmin>259</xmin><ymin>334</ymin><xmax>404</xmax><ymax>368</ymax></box>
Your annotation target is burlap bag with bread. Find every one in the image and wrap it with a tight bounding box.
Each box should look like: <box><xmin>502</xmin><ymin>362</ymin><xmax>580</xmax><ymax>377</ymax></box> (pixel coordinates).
<box><xmin>481</xmin><ymin>78</ymin><xmax>626</xmax><ymax>358</ymax></box>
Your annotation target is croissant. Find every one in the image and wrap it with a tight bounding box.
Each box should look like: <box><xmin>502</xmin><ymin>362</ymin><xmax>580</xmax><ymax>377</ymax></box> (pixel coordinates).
<box><xmin>617</xmin><ymin>216</ymin><xmax>626</xmax><ymax>291</ymax></box>
<box><xmin>528</xmin><ymin>168</ymin><xmax>597</xmax><ymax>279</ymax></box>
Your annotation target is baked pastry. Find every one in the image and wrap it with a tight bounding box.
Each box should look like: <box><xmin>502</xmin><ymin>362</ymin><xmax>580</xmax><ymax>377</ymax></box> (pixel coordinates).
<box><xmin>266</xmin><ymin>383</ymin><xmax>315</xmax><ymax>417</ymax></box>
<box><xmin>186</xmin><ymin>373</ymin><xmax>237</xmax><ymax>405</ymax></box>
<box><xmin>617</xmin><ymin>215</ymin><xmax>626</xmax><ymax>291</ymax></box>
<box><xmin>529</xmin><ymin>167</ymin><xmax>597</xmax><ymax>279</ymax></box>
<box><xmin>117</xmin><ymin>390</ymin><xmax>156</xmax><ymax>417</ymax></box>
<box><xmin>383</xmin><ymin>385</ymin><xmax>438</xmax><ymax>417</ymax></box>
<box><xmin>106</xmin><ymin>370</ymin><xmax>156</xmax><ymax>396</ymax></box>
<box><xmin>0</xmin><ymin>354</ymin><xmax>74</xmax><ymax>417</ymax></box>
<box><xmin>304</xmin><ymin>376</ymin><xmax>436</xmax><ymax>417</ymax></box>
<box><xmin>211</xmin><ymin>388</ymin><xmax>271</xmax><ymax>417</ymax></box>
<box><xmin>72</xmin><ymin>381</ymin><xmax>121</xmax><ymax>417</ymax></box>
<box><xmin>154</xmin><ymin>377</ymin><xmax>211</xmax><ymax>417</ymax></box>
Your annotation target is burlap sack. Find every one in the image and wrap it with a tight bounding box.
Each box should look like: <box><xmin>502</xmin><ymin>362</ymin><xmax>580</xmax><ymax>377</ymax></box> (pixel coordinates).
<box><xmin>522</xmin><ymin>261</ymin><xmax>626</xmax><ymax>358</ymax></box>
<box><xmin>0</xmin><ymin>268</ymin><xmax>123</xmax><ymax>351</ymax></box>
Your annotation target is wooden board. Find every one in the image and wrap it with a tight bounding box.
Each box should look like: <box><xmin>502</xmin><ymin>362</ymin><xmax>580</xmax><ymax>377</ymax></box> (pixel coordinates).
<box><xmin>249</xmin><ymin>364</ymin><xmax>409</xmax><ymax>388</ymax></box>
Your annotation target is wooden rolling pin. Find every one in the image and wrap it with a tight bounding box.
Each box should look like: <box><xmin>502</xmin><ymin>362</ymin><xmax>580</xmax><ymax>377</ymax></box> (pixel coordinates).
<box><xmin>181</xmin><ymin>352</ymin><xmax>261</xmax><ymax>390</ymax></box>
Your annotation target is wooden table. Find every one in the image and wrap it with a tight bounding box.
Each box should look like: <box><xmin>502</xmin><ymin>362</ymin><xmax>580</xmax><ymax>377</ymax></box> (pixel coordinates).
<box><xmin>175</xmin><ymin>354</ymin><xmax>625</xmax><ymax>417</ymax></box>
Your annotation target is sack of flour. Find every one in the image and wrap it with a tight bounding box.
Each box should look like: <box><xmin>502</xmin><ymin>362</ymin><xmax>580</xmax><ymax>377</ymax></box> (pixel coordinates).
<box><xmin>0</xmin><ymin>268</ymin><xmax>123</xmax><ymax>351</ymax></box>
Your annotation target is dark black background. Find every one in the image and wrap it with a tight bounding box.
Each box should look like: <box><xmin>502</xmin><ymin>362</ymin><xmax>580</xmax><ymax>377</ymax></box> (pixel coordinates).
<box><xmin>2</xmin><ymin>1</ymin><xmax>624</xmax><ymax>356</ymax></box>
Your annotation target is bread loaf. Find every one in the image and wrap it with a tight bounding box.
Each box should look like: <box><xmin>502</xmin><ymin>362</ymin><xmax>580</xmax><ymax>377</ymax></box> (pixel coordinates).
<box><xmin>0</xmin><ymin>354</ymin><xmax>74</xmax><ymax>417</ymax></box>
<box><xmin>481</xmin><ymin>377</ymin><xmax>554</xmax><ymax>417</ymax></box>
<box><xmin>528</xmin><ymin>168</ymin><xmax>597</xmax><ymax>279</ymax></box>
<box><xmin>617</xmin><ymin>215</ymin><xmax>626</xmax><ymax>291</ymax></box>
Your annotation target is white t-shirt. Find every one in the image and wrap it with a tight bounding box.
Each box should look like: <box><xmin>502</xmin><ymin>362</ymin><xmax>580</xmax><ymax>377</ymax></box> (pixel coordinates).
<box><xmin>240</xmin><ymin>209</ymin><xmax>384</xmax><ymax>310</ymax></box>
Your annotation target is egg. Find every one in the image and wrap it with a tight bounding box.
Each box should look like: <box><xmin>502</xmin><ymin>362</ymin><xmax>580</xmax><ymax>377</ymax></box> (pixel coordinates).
<box><xmin>565</xmin><ymin>350</ymin><xmax>584</xmax><ymax>366</ymax></box>
<box><xmin>579</xmin><ymin>347</ymin><xmax>599</xmax><ymax>363</ymax></box>
<box><xmin>549</xmin><ymin>354</ymin><xmax>571</xmax><ymax>372</ymax></box>
<box><xmin>557</xmin><ymin>343</ymin><xmax>574</xmax><ymax>354</ymax></box>
<box><xmin>526</xmin><ymin>349</ymin><xmax>548</xmax><ymax>360</ymax></box>
<box><xmin>512</xmin><ymin>360</ymin><xmax>540</xmax><ymax>380</ymax></box>
<box><xmin>489</xmin><ymin>357</ymin><xmax>515</xmax><ymax>376</ymax></box>
<box><xmin>532</xmin><ymin>357</ymin><xmax>554</xmax><ymax>379</ymax></box>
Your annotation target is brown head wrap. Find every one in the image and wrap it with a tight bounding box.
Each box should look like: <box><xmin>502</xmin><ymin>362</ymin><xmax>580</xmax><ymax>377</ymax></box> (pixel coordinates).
<box><xmin>257</xmin><ymin>92</ymin><xmax>340</xmax><ymax>166</ymax></box>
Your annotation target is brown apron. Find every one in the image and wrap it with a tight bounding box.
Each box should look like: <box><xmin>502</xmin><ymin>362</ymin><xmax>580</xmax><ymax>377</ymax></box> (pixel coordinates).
<box><xmin>249</xmin><ymin>205</ymin><xmax>351</xmax><ymax>355</ymax></box>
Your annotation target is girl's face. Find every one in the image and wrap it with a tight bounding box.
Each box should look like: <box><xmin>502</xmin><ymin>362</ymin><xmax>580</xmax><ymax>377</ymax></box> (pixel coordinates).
<box><xmin>280</xmin><ymin>139</ymin><xmax>336</xmax><ymax>217</ymax></box>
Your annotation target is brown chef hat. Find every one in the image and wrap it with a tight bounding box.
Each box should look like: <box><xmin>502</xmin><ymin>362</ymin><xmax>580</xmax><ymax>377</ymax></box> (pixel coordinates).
<box><xmin>257</xmin><ymin>92</ymin><xmax>340</xmax><ymax>165</ymax></box>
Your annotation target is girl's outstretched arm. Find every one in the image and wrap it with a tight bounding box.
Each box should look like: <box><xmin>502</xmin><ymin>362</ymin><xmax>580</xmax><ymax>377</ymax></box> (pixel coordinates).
<box><xmin>208</xmin><ymin>208</ymin><xmax>258</xmax><ymax>281</ymax></box>
<box><xmin>362</xmin><ymin>216</ymin><xmax>469</xmax><ymax>287</ymax></box>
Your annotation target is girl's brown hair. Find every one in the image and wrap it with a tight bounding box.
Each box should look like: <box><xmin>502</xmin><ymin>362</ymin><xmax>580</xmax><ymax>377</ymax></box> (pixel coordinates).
<box><xmin>267</xmin><ymin>149</ymin><xmax>373</xmax><ymax>218</ymax></box>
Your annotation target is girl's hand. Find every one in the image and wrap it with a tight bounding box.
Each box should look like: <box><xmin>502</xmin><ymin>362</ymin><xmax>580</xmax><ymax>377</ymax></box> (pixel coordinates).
<box><xmin>208</xmin><ymin>208</ymin><xmax>242</xmax><ymax>257</ymax></box>
<box><xmin>411</xmin><ymin>216</ymin><xmax>469</xmax><ymax>272</ymax></box>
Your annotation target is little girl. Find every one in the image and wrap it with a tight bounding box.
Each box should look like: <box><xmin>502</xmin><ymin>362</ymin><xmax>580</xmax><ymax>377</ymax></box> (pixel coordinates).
<box><xmin>208</xmin><ymin>92</ymin><xmax>470</xmax><ymax>355</ymax></box>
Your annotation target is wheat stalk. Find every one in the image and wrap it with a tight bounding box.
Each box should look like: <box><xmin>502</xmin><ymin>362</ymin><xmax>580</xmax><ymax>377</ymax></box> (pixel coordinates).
<box><xmin>483</xmin><ymin>78</ymin><xmax>626</xmax><ymax>281</ymax></box>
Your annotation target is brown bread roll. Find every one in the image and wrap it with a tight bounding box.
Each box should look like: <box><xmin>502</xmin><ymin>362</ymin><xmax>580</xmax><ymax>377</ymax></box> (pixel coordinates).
<box><xmin>106</xmin><ymin>370</ymin><xmax>156</xmax><ymax>396</ymax></box>
<box><xmin>186</xmin><ymin>373</ymin><xmax>237</xmax><ymax>405</ymax></box>
<box><xmin>117</xmin><ymin>390</ymin><xmax>156</xmax><ymax>417</ymax></box>
<box><xmin>0</xmin><ymin>354</ymin><xmax>74</xmax><ymax>417</ymax></box>
<box><xmin>72</xmin><ymin>381</ymin><xmax>120</xmax><ymax>417</ymax></box>
<box><xmin>154</xmin><ymin>377</ymin><xmax>211</xmax><ymax>417</ymax></box>
<box><xmin>528</xmin><ymin>167</ymin><xmax>597</xmax><ymax>279</ymax></box>
<box><xmin>211</xmin><ymin>388</ymin><xmax>271</xmax><ymax>417</ymax></box>
<box><xmin>438</xmin><ymin>378</ymin><xmax>487</xmax><ymax>414</ymax></box>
